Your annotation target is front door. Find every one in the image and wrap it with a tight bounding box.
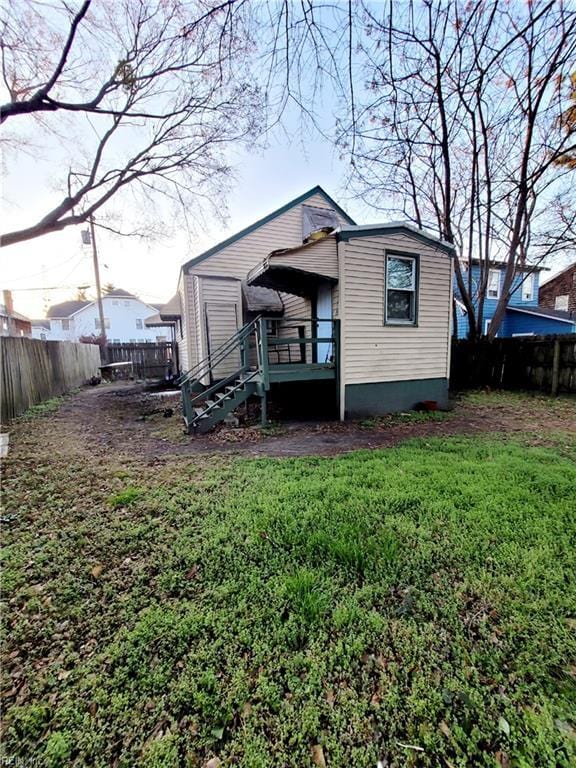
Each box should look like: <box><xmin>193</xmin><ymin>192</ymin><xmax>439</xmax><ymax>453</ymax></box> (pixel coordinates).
<box><xmin>316</xmin><ymin>282</ymin><xmax>333</xmax><ymax>363</ymax></box>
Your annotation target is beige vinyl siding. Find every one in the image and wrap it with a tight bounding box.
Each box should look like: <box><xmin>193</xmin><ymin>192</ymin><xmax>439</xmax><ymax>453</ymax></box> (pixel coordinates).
<box><xmin>200</xmin><ymin>278</ymin><xmax>242</xmax><ymax>378</ymax></box>
<box><xmin>341</xmin><ymin>234</ymin><xmax>452</xmax><ymax>385</ymax></box>
<box><xmin>269</xmin><ymin>236</ymin><xmax>338</xmax><ymax>279</ymax></box>
<box><xmin>188</xmin><ymin>194</ymin><xmax>346</xmax><ymax>279</ymax></box>
<box><xmin>193</xmin><ymin>276</ymin><xmax>203</xmax><ymax>366</ymax></box>
<box><xmin>182</xmin><ymin>193</ymin><xmax>346</xmax><ymax>366</ymax></box>
<box><xmin>332</xmin><ymin>283</ymin><xmax>339</xmax><ymax>318</ymax></box>
<box><xmin>177</xmin><ymin>275</ymin><xmax>189</xmax><ymax>372</ymax></box>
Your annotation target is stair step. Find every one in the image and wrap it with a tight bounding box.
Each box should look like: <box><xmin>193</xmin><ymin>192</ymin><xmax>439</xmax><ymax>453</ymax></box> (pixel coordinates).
<box><xmin>193</xmin><ymin>407</ymin><xmax>208</xmax><ymax>418</ymax></box>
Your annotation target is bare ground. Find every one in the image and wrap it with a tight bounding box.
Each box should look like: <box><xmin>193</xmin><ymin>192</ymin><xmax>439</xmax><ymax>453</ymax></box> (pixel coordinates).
<box><xmin>6</xmin><ymin>382</ymin><xmax>575</xmax><ymax>463</ymax></box>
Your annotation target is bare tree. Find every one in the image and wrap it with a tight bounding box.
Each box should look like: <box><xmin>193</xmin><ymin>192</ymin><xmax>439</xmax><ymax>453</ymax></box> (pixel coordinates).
<box><xmin>338</xmin><ymin>1</ymin><xmax>576</xmax><ymax>338</ymax></box>
<box><xmin>0</xmin><ymin>0</ymin><xmax>264</xmax><ymax>246</ymax></box>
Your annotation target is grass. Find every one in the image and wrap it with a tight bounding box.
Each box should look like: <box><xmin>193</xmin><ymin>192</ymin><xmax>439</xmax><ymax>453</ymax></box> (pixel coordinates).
<box><xmin>2</xmin><ymin>430</ymin><xmax>576</xmax><ymax>766</ymax></box>
<box><xmin>20</xmin><ymin>396</ymin><xmax>66</xmax><ymax>419</ymax></box>
<box><xmin>357</xmin><ymin>410</ymin><xmax>450</xmax><ymax>430</ymax></box>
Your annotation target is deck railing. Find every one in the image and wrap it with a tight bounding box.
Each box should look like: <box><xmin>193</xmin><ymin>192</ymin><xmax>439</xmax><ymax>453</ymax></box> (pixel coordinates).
<box><xmin>256</xmin><ymin>316</ymin><xmax>339</xmax><ymax>390</ymax></box>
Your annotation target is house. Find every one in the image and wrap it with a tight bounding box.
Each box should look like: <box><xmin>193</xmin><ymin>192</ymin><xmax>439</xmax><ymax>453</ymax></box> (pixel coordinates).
<box><xmin>453</xmin><ymin>260</ymin><xmax>576</xmax><ymax>338</ymax></box>
<box><xmin>31</xmin><ymin>289</ymin><xmax>169</xmax><ymax>344</ymax></box>
<box><xmin>168</xmin><ymin>186</ymin><xmax>455</xmax><ymax>433</ymax></box>
<box><xmin>539</xmin><ymin>262</ymin><xmax>576</xmax><ymax>315</ymax></box>
<box><xmin>1</xmin><ymin>290</ymin><xmax>32</xmax><ymax>338</ymax></box>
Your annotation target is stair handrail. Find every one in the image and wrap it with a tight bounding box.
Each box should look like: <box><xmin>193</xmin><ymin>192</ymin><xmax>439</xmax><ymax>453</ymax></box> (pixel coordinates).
<box><xmin>178</xmin><ymin>316</ymin><xmax>260</xmax><ymax>387</ymax></box>
<box><xmin>190</xmin><ymin>368</ymin><xmax>260</xmax><ymax>423</ymax></box>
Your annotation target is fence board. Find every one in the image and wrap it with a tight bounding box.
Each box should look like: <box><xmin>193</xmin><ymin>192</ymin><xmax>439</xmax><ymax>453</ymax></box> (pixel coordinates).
<box><xmin>451</xmin><ymin>334</ymin><xmax>576</xmax><ymax>394</ymax></box>
<box><xmin>1</xmin><ymin>338</ymin><xmax>101</xmax><ymax>422</ymax></box>
<box><xmin>105</xmin><ymin>342</ymin><xmax>177</xmax><ymax>379</ymax></box>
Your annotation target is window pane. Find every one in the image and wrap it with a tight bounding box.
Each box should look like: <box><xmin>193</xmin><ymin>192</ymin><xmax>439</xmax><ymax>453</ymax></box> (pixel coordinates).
<box><xmin>387</xmin><ymin>290</ymin><xmax>414</xmax><ymax>321</ymax></box>
<box><xmin>388</xmin><ymin>257</ymin><xmax>414</xmax><ymax>289</ymax></box>
<box><xmin>522</xmin><ymin>274</ymin><xmax>533</xmax><ymax>300</ymax></box>
<box><xmin>488</xmin><ymin>269</ymin><xmax>500</xmax><ymax>296</ymax></box>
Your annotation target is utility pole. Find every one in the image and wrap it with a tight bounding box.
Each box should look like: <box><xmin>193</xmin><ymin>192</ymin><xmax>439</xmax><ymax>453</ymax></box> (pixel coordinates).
<box><xmin>89</xmin><ymin>215</ymin><xmax>107</xmax><ymax>361</ymax></box>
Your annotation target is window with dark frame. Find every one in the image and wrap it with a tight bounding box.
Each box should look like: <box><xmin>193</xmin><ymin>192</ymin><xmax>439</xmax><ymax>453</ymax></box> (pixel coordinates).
<box><xmin>385</xmin><ymin>254</ymin><xmax>417</xmax><ymax>324</ymax></box>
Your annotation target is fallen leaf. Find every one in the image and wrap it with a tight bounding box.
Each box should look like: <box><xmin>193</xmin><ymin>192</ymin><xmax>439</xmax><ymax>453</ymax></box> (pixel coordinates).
<box><xmin>91</xmin><ymin>564</ymin><xmax>103</xmax><ymax>578</ymax></box>
<box><xmin>241</xmin><ymin>702</ymin><xmax>252</xmax><ymax>718</ymax></box>
<box><xmin>498</xmin><ymin>716</ymin><xmax>510</xmax><ymax>737</ymax></box>
<box><xmin>555</xmin><ymin>719</ymin><xmax>576</xmax><ymax>738</ymax></box>
<box><xmin>311</xmin><ymin>744</ymin><xmax>326</xmax><ymax>767</ymax></box>
<box><xmin>495</xmin><ymin>750</ymin><xmax>510</xmax><ymax>767</ymax></box>
<box><xmin>439</xmin><ymin>720</ymin><xmax>451</xmax><ymax>738</ymax></box>
<box><xmin>204</xmin><ymin>759</ymin><xmax>220</xmax><ymax>768</ymax></box>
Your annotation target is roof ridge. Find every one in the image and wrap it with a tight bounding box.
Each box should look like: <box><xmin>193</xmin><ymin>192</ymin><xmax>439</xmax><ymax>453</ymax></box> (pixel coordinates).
<box><xmin>182</xmin><ymin>186</ymin><xmax>355</xmax><ymax>272</ymax></box>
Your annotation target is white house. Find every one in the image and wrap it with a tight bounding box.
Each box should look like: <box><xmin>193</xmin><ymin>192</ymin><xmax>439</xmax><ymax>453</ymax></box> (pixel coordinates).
<box><xmin>32</xmin><ymin>289</ymin><xmax>168</xmax><ymax>344</ymax></box>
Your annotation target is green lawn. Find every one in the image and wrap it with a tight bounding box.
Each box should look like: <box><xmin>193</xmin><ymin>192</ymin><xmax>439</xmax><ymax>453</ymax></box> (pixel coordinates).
<box><xmin>2</xmin><ymin>435</ymin><xmax>576</xmax><ymax>767</ymax></box>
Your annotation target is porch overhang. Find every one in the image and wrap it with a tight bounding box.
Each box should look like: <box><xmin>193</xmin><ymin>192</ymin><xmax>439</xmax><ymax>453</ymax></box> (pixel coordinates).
<box><xmin>247</xmin><ymin>260</ymin><xmax>337</xmax><ymax>299</ymax></box>
<box><xmin>144</xmin><ymin>313</ymin><xmax>175</xmax><ymax>329</ymax></box>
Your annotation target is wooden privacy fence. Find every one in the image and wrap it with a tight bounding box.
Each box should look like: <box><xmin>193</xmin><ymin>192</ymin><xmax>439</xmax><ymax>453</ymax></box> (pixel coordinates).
<box><xmin>1</xmin><ymin>338</ymin><xmax>101</xmax><ymax>422</ymax></box>
<box><xmin>105</xmin><ymin>342</ymin><xmax>178</xmax><ymax>379</ymax></box>
<box><xmin>451</xmin><ymin>334</ymin><xmax>576</xmax><ymax>394</ymax></box>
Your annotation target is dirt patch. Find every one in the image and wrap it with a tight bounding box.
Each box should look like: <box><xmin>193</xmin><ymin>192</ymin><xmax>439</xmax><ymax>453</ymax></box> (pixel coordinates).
<box><xmin>5</xmin><ymin>382</ymin><xmax>575</xmax><ymax>463</ymax></box>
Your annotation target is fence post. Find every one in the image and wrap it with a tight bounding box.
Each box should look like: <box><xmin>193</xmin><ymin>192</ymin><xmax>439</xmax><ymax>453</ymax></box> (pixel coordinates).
<box><xmin>551</xmin><ymin>338</ymin><xmax>561</xmax><ymax>396</ymax></box>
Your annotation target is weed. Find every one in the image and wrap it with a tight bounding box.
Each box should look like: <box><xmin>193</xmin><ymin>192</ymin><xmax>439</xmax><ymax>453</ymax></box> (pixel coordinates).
<box><xmin>21</xmin><ymin>397</ymin><xmax>65</xmax><ymax>419</ymax></box>
<box><xmin>283</xmin><ymin>568</ymin><xmax>328</xmax><ymax>624</ymax></box>
<box><xmin>107</xmin><ymin>486</ymin><xmax>144</xmax><ymax>508</ymax></box>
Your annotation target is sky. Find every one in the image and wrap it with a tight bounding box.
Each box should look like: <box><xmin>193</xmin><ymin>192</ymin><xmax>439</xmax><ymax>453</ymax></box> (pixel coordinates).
<box><xmin>1</xmin><ymin>113</ymin><xmax>371</xmax><ymax>320</ymax></box>
<box><xmin>1</xmin><ymin>1</ymin><xmax>572</xmax><ymax>321</ymax></box>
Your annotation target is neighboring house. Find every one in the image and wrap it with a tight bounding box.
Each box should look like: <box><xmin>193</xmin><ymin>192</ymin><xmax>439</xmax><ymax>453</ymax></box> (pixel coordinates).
<box><xmin>1</xmin><ymin>290</ymin><xmax>32</xmax><ymax>337</ymax></box>
<box><xmin>539</xmin><ymin>262</ymin><xmax>576</xmax><ymax>315</ymax></box>
<box><xmin>167</xmin><ymin>185</ymin><xmax>455</xmax><ymax>432</ymax></box>
<box><xmin>453</xmin><ymin>260</ymin><xmax>576</xmax><ymax>338</ymax></box>
<box><xmin>31</xmin><ymin>289</ymin><xmax>168</xmax><ymax>343</ymax></box>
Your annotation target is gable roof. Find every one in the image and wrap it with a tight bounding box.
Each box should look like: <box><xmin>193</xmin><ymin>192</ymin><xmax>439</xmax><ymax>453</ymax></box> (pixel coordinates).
<box><xmin>103</xmin><ymin>288</ymin><xmax>136</xmax><ymax>297</ymax></box>
<box><xmin>182</xmin><ymin>186</ymin><xmax>355</xmax><ymax>273</ymax></box>
<box><xmin>47</xmin><ymin>300</ymin><xmax>90</xmax><ymax>318</ymax></box>
<box><xmin>507</xmin><ymin>305</ymin><xmax>576</xmax><ymax>324</ymax></box>
<box><xmin>539</xmin><ymin>261</ymin><xmax>576</xmax><ymax>287</ymax></box>
<box><xmin>159</xmin><ymin>293</ymin><xmax>182</xmax><ymax>320</ymax></box>
<box><xmin>337</xmin><ymin>222</ymin><xmax>456</xmax><ymax>256</ymax></box>
<box><xmin>47</xmin><ymin>291</ymin><xmax>161</xmax><ymax>319</ymax></box>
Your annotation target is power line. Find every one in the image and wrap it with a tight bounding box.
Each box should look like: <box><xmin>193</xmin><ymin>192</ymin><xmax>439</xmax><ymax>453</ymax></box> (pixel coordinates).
<box><xmin>7</xmin><ymin>285</ymin><xmax>92</xmax><ymax>292</ymax></box>
<box><xmin>3</xmin><ymin>253</ymin><xmax>84</xmax><ymax>283</ymax></box>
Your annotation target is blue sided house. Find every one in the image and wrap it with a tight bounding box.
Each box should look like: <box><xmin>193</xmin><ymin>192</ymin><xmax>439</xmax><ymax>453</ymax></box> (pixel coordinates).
<box><xmin>454</xmin><ymin>260</ymin><xmax>576</xmax><ymax>338</ymax></box>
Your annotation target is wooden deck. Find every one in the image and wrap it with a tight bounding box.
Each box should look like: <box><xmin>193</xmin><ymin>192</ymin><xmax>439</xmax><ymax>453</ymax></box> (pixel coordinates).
<box><xmin>267</xmin><ymin>362</ymin><xmax>336</xmax><ymax>382</ymax></box>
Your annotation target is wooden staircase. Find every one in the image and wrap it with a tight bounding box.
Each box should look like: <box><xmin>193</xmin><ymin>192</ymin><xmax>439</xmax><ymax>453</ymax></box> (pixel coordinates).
<box><xmin>187</xmin><ymin>372</ymin><xmax>260</xmax><ymax>434</ymax></box>
<box><xmin>179</xmin><ymin>315</ymin><xmax>339</xmax><ymax>434</ymax></box>
<box><xmin>179</xmin><ymin>317</ymin><xmax>263</xmax><ymax>434</ymax></box>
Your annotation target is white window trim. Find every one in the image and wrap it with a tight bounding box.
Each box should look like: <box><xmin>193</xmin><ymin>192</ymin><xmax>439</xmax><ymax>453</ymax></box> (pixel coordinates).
<box><xmin>555</xmin><ymin>294</ymin><xmax>569</xmax><ymax>311</ymax></box>
<box><xmin>487</xmin><ymin>269</ymin><xmax>500</xmax><ymax>299</ymax></box>
<box><xmin>385</xmin><ymin>253</ymin><xmax>418</xmax><ymax>325</ymax></box>
<box><xmin>522</xmin><ymin>273</ymin><xmax>534</xmax><ymax>301</ymax></box>
<box><xmin>512</xmin><ymin>333</ymin><xmax>535</xmax><ymax>337</ymax></box>
<box><xmin>484</xmin><ymin>319</ymin><xmax>498</xmax><ymax>337</ymax></box>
